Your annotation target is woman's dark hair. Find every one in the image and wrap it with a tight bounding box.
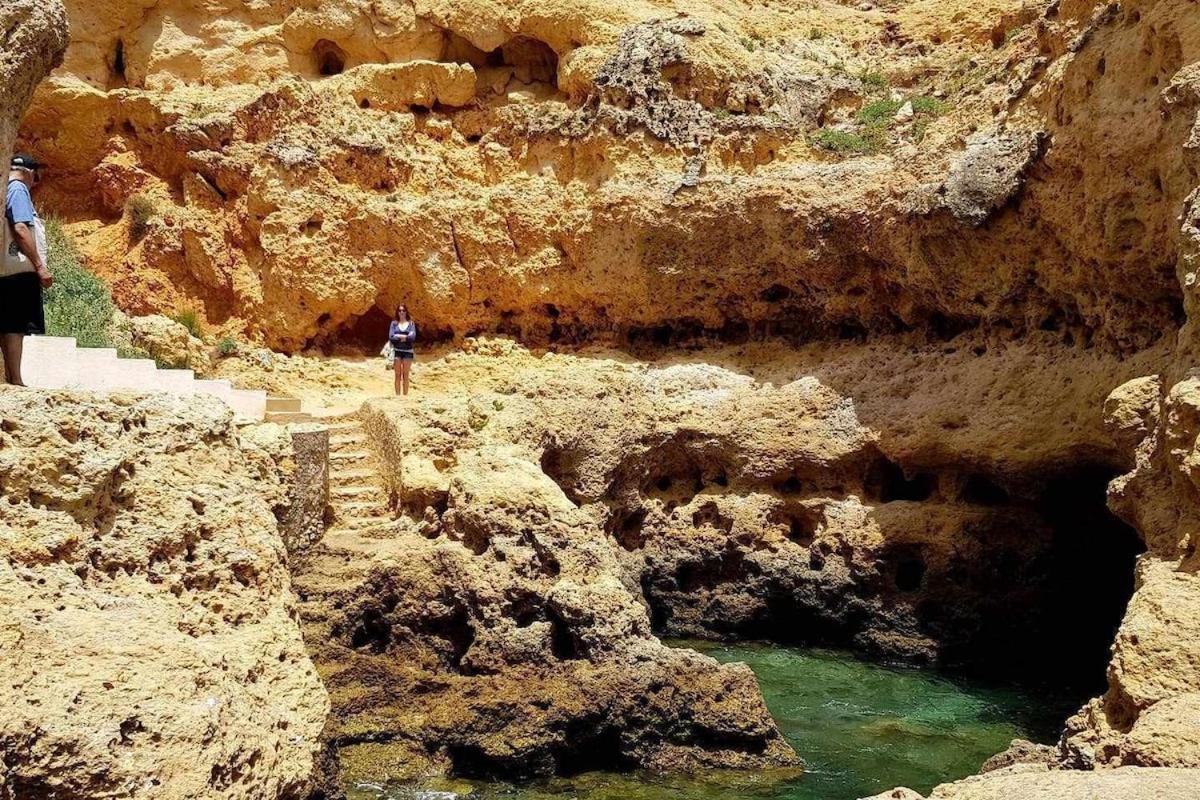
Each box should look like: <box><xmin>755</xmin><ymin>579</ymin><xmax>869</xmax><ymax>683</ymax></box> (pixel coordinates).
<box><xmin>394</xmin><ymin>304</ymin><xmax>410</xmax><ymax>321</ymax></box>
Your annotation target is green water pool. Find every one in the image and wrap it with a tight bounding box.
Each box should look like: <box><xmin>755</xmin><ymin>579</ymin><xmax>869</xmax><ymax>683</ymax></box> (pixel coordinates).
<box><xmin>347</xmin><ymin>639</ymin><xmax>1078</xmax><ymax>800</ymax></box>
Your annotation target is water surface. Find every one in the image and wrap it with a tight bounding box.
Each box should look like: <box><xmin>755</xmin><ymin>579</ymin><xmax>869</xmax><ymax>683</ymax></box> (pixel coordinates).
<box><xmin>348</xmin><ymin>639</ymin><xmax>1075</xmax><ymax>800</ymax></box>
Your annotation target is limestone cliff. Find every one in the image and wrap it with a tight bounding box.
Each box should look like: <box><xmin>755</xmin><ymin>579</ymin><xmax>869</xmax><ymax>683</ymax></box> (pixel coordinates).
<box><xmin>17</xmin><ymin>0</ymin><xmax>1195</xmax><ymax>353</ymax></box>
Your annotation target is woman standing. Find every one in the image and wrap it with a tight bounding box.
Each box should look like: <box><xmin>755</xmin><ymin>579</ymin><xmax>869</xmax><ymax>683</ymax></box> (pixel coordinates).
<box><xmin>389</xmin><ymin>305</ymin><xmax>417</xmax><ymax>396</ymax></box>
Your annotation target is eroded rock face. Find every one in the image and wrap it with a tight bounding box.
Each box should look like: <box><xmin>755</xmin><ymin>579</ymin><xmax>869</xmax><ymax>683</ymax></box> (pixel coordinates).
<box><xmin>348</xmin><ymin>338</ymin><xmax>1155</xmax><ymax>678</ymax></box>
<box><xmin>0</xmin><ymin>390</ymin><xmax>328</xmax><ymax>798</ymax></box>
<box><xmin>866</xmin><ymin>766</ymin><xmax>1200</xmax><ymax>800</ymax></box>
<box><xmin>0</xmin><ymin>0</ymin><xmax>69</xmax><ymax>167</ymax></box>
<box><xmin>14</xmin><ymin>0</ymin><xmax>1198</xmax><ymax>352</ymax></box>
<box><xmin>294</xmin><ymin>433</ymin><xmax>798</xmax><ymax>782</ymax></box>
<box><xmin>1056</xmin><ymin>375</ymin><xmax>1200</xmax><ymax>770</ymax></box>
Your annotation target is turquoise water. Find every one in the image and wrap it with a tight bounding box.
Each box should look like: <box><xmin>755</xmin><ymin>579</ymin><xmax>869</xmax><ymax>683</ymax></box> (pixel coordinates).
<box><xmin>348</xmin><ymin>640</ymin><xmax>1074</xmax><ymax>800</ymax></box>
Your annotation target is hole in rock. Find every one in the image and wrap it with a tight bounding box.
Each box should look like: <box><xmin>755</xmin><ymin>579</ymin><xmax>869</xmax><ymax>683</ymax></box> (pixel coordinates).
<box><xmin>894</xmin><ymin>555</ymin><xmax>926</xmax><ymax>592</ymax></box>
<box><xmin>865</xmin><ymin>457</ymin><xmax>936</xmax><ymax>502</ymax></box>
<box><xmin>540</xmin><ymin>444</ymin><xmax>584</xmax><ymax>505</ymax></box>
<box><xmin>553</xmin><ymin>724</ymin><xmax>627</xmax><ymax>776</ymax></box>
<box><xmin>760</xmin><ymin>284</ymin><xmax>792</xmax><ymax>303</ymax></box>
<box><xmin>692</xmin><ymin>501</ymin><xmax>733</xmax><ymax>533</ymax></box>
<box><xmin>606</xmin><ymin>507</ymin><xmax>648</xmax><ymax>551</ymax></box>
<box><xmin>960</xmin><ymin>472</ymin><xmax>1009</xmax><ymax>505</ymax></box>
<box><xmin>349</xmin><ymin>608</ymin><xmax>392</xmax><ymax>652</ymax></box>
<box><xmin>493</xmin><ymin>37</ymin><xmax>559</xmax><ymax>85</ymax></box>
<box><xmin>313</xmin><ymin>306</ymin><xmax>451</xmax><ymax>354</ymax></box>
<box><xmin>547</xmin><ymin>606</ymin><xmax>582</xmax><ymax>660</ymax></box>
<box><xmin>443</xmin><ymin>604</ymin><xmax>476</xmax><ymax>671</ymax></box>
<box><xmin>109</xmin><ymin>39</ymin><xmax>127</xmax><ymax>89</ymax></box>
<box><xmin>313</xmin><ymin>39</ymin><xmax>347</xmax><ymax>76</ymax></box>
<box><xmin>1025</xmin><ymin>463</ymin><xmax>1145</xmax><ymax>686</ymax></box>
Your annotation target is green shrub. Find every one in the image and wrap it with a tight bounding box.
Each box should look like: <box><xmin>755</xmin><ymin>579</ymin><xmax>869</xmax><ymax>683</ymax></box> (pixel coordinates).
<box><xmin>125</xmin><ymin>194</ymin><xmax>158</xmax><ymax>242</ymax></box>
<box><xmin>171</xmin><ymin>308</ymin><xmax>206</xmax><ymax>340</ymax></box>
<box><xmin>117</xmin><ymin>344</ymin><xmax>152</xmax><ymax>361</ymax></box>
<box><xmin>859</xmin><ymin>70</ymin><xmax>889</xmax><ymax>92</ymax></box>
<box><xmin>217</xmin><ymin>336</ymin><xmax>239</xmax><ymax>357</ymax></box>
<box><xmin>809</xmin><ymin>28</ymin><xmax>823</xmax><ymax>40</ymax></box>
<box><xmin>856</xmin><ymin>99</ymin><xmax>904</xmax><ymax>125</ymax></box>
<box><xmin>740</xmin><ymin>36</ymin><xmax>757</xmax><ymax>52</ymax></box>
<box><xmin>42</xmin><ymin>218</ymin><xmax>116</xmax><ymax>349</ymax></box>
<box><xmin>811</xmin><ymin>128</ymin><xmax>878</xmax><ymax>154</ymax></box>
<box><xmin>912</xmin><ymin>119</ymin><xmax>932</xmax><ymax>143</ymax></box>
<box><xmin>909</xmin><ymin>95</ymin><xmax>946</xmax><ymax>116</ymax></box>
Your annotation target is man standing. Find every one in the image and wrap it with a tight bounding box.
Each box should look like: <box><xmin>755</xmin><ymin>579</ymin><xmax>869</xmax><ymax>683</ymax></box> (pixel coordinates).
<box><xmin>2</xmin><ymin>153</ymin><xmax>52</xmax><ymax>386</ymax></box>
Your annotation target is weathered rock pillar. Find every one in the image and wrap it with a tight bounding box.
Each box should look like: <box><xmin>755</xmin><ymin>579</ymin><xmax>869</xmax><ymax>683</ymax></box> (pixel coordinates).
<box><xmin>0</xmin><ymin>0</ymin><xmax>69</xmax><ymax>167</ymax></box>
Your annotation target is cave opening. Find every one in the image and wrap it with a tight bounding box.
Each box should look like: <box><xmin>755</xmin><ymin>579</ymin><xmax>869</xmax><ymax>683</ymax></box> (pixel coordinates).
<box><xmin>630</xmin><ymin>454</ymin><xmax>1141</xmax><ymax>702</ymax></box>
<box><xmin>109</xmin><ymin>39</ymin><xmax>128</xmax><ymax>89</ymax></box>
<box><xmin>442</xmin><ymin>32</ymin><xmax>560</xmax><ymax>89</ymax></box>
<box><xmin>1025</xmin><ymin>463</ymin><xmax>1145</xmax><ymax>688</ymax></box>
<box><xmin>312</xmin><ymin>305</ymin><xmax>453</xmax><ymax>354</ymax></box>
<box><xmin>313</xmin><ymin>39</ymin><xmax>347</xmax><ymax>76</ymax></box>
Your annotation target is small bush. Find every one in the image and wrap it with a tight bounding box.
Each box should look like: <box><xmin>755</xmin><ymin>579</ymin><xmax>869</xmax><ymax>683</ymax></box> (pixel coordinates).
<box><xmin>912</xmin><ymin>119</ymin><xmax>932</xmax><ymax>143</ymax></box>
<box><xmin>809</xmin><ymin>28</ymin><xmax>823</xmax><ymax>40</ymax></box>
<box><xmin>811</xmin><ymin>128</ymin><xmax>879</xmax><ymax>154</ymax></box>
<box><xmin>740</xmin><ymin>36</ymin><xmax>757</xmax><ymax>52</ymax></box>
<box><xmin>856</xmin><ymin>99</ymin><xmax>904</xmax><ymax>125</ymax></box>
<box><xmin>117</xmin><ymin>344</ymin><xmax>152</xmax><ymax>361</ymax></box>
<box><xmin>125</xmin><ymin>194</ymin><xmax>158</xmax><ymax>242</ymax></box>
<box><xmin>43</xmin><ymin>218</ymin><xmax>116</xmax><ymax>348</ymax></box>
<box><xmin>909</xmin><ymin>95</ymin><xmax>946</xmax><ymax>116</ymax></box>
<box><xmin>171</xmin><ymin>308</ymin><xmax>206</xmax><ymax>340</ymax></box>
<box><xmin>217</xmin><ymin>336</ymin><xmax>239</xmax><ymax>357</ymax></box>
<box><xmin>859</xmin><ymin>70</ymin><xmax>889</xmax><ymax>92</ymax></box>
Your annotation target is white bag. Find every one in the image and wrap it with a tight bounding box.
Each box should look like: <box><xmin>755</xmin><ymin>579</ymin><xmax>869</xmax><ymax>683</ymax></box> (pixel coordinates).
<box><xmin>381</xmin><ymin>340</ymin><xmax>395</xmax><ymax>370</ymax></box>
<box><xmin>1</xmin><ymin>213</ymin><xmax>46</xmax><ymax>278</ymax></box>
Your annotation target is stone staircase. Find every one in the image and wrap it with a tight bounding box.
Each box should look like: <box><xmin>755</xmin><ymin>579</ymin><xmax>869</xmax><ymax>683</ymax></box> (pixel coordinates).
<box><xmin>264</xmin><ymin>396</ymin><xmax>314</xmax><ymax>424</ymax></box>
<box><xmin>20</xmin><ymin>335</ymin><xmax>267</xmax><ymax>421</ymax></box>
<box><xmin>324</xmin><ymin>417</ymin><xmax>395</xmax><ymax>539</ymax></box>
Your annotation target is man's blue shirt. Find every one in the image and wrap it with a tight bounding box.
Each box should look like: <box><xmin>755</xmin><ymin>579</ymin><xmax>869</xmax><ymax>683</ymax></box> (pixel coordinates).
<box><xmin>6</xmin><ymin>180</ymin><xmax>35</xmax><ymax>226</ymax></box>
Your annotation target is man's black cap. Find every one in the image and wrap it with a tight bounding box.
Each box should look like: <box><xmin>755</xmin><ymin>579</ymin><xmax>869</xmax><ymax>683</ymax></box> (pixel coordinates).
<box><xmin>10</xmin><ymin>153</ymin><xmax>41</xmax><ymax>170</ymax></box>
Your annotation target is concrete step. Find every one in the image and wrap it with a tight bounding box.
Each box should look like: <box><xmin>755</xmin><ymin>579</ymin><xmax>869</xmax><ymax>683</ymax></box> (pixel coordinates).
<box><xmin>266</xmin><ymin>396</ymin><xmax>303</xmax><ymax>413</ymax></box>
<box><xmin>331</xmin><ymin>485</ymin><xmax>378</xmax><ymax>499</ymax></box>
<box><xmin>265</xmin><ymin>411</ymin><xmax>314</xmax><ymax>424</ymax></box>
<box><xmin>330</xmin><ymin>449</ymin><xmax>373</xmax><ymax>465</ymax></box>
<box><xmin>330</xmin><ymin>468</ymin><xmax>379</xmax><ymax>483</ymax></box>
<box><xmin>330</xmin><ymin>435</ymin><xmax>368</xmax><ymax>450</ymax></box>
<box><xmin>333</xmin><ymin>515</ymin><xmax>397</xmax><ymax>530</ymax></box>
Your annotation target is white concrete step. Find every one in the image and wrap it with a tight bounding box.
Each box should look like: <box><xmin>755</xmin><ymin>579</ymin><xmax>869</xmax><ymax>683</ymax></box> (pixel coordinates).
<box><xmin>17</xmin><ymin>334</ymin><xmax>268</xmax><ymax>422</ymax></box>
<box><xmin>267</xmin><ymin>396</ymin><xmax>302</xmax><ymax>413</ymax></box>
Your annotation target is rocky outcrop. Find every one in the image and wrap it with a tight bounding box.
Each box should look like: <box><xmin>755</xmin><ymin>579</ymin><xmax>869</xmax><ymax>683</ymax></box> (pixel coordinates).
<box><xmin>294</xmin><ymin>416</ymin><xmax>798</xmax><ymax>782</ymax></box>
<box><xmin>0</xmin><ymin>0</ymin><xmax>68</xmax><ymax>167</ymax></box>
<box><xmin>1054</xmin><ymin>375</ymin><xmax>1200</xmax><ymax>770</ymax></box>
<box><xmin>865</xmin><ymin>766</ymin><xmax>1200</xmax><ymax>799</ymax></box>
<box><xmin>110</xmin><ymin>311</ymin><xmax>213</xmax><ymax>372</ymax></box>
<box><xmin>344</xmin><ymin>338</ymin><xmax>1157</xmax><ymax>677</ymax></box>
<box><xmin>0</xmin><ymin>390</ymin><xmax>328</xmax><ymax>798</ymax></box>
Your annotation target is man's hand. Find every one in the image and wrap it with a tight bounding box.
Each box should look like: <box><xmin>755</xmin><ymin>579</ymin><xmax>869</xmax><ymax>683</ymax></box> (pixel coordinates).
<box><xmin>36</xmin><ymin>265</ymin><xmax>52</xmax><ymax>289</ymax></box>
